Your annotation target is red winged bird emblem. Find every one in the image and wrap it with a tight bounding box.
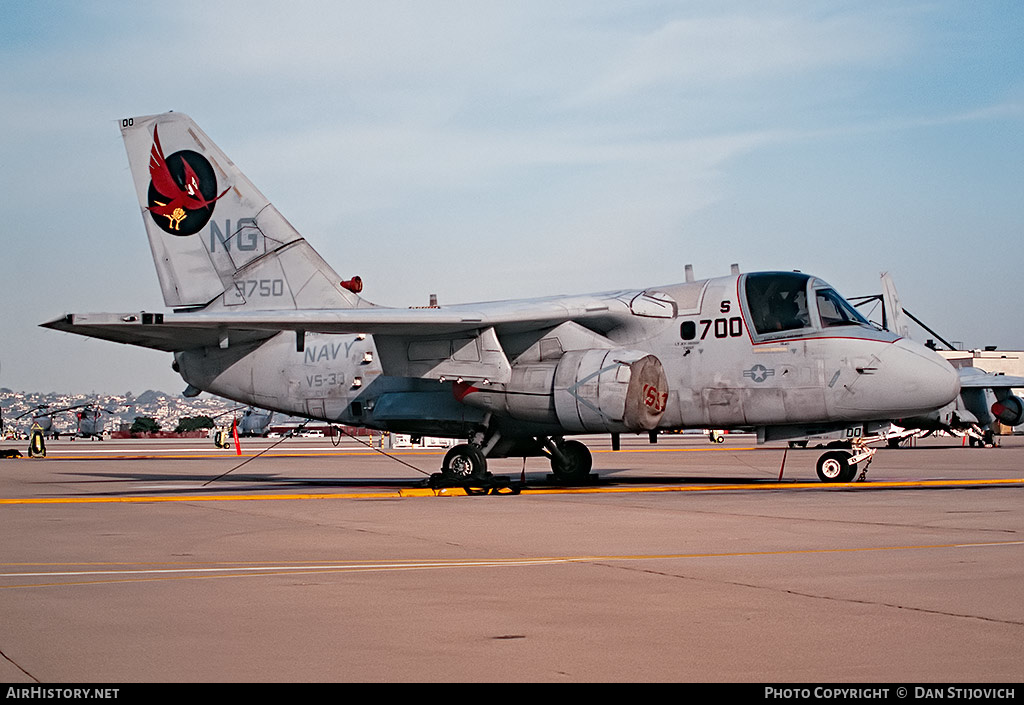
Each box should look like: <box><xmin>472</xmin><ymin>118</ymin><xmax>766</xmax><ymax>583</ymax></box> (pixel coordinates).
<box><xmin>146</xmin><ymin>125</ymin><xmax>229</xmax><ymax>235</ymax></box>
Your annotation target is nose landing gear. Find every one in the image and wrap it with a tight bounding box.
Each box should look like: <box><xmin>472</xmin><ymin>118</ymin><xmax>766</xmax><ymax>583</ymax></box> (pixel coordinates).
<box><xmin>815</xmin><ymin>440</ymin><xmax>876</xmax><ymax>483</ymax></box>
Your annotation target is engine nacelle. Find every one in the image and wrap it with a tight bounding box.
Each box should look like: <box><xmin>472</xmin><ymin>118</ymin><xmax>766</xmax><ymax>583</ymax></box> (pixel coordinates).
<box><xmin>460</xmin><ymin>348</ymin><xmax>669</xmax><ymax>433</ymax></box>
<box><xmin>991</xmin><ymin>395</ymin><xmax>1024</xmax><ymax>426</ymax></box>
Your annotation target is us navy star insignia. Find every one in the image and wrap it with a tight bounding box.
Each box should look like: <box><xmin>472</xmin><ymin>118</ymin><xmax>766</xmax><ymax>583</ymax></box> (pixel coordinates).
<box><xmin>743</xmin><ymin>364</ymin><xmax>775</xmax><ymax>383</ymax></box>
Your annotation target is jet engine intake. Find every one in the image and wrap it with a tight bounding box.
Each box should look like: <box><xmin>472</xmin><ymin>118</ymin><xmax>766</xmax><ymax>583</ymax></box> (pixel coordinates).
<box><xmin>554</xmin><ymin>349</ymin><xmax>669</xmax><ymax>433</ymax></box>
<box><xmin>991</xmin><ymin>395</ymin><xmax>1024</xmax><ymax>426</ymax></box>
<box><xmin>459</xmin><ymin>349</ymin><xmax>669</xmax><ymax>434</ymax></box>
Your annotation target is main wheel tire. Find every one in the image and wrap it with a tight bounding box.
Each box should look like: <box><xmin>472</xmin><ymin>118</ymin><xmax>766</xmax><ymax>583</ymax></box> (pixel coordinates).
<box><xmin>816</xmin><ymin>450</ymin><xmax>857</xmax><ymax>483</ymax></box>
<box><xmin>550</xmin><ymin>440</ymin><xmax>593</xmax><ymax>482</ymax></box>
<box><xmin>442</xmin><ymin>444</ymin><xmax>487</xmax><ymax>480</ymax></box>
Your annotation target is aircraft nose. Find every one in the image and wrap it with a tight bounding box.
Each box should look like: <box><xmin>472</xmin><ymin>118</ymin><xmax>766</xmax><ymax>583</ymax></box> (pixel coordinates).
<box><xmin>832</xmin><ymin>338</ymin><xmax>960</xmax><ymax>419</ymax></box>
<box><xmin>879</xmin><ymin>338</ymin><xmax>960</xmax><ymax>417</ymax></box>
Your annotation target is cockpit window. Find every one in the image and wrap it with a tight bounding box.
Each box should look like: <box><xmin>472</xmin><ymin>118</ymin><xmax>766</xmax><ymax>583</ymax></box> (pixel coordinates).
<box><xmin>745</xmin><ymin>272</ymin><xmax>812</xmax><ymax>336</ymax></box>
<box><xmin>816</xmin><ymin>288</ymin><xmax>870</xmax><ymax>328</ymax></box>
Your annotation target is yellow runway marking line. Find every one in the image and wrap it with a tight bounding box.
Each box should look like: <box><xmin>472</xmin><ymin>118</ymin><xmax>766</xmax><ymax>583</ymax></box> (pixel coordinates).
<box><xmin>0</xmin><ymin>488</ymin><xmax>453</xmax><ymax>504</ymax></box>
<box><xmin>1</xmin><ymin>540</ymin><xmax>1021</xmax><ymax>589</ymax></box>
<box><xmin>0</xmin><ymin>477</ymin><xmax>1021</xmax><ymax>505</ymax></box>
<box><xmin>533</xmin><ymin>477</ymin><xmax>1024</xmax><ymax>495</ymax></box>
<box><xmin>42</xmin><ymin>445</ymin><xmax>757</xmax><ymax>461</ymax></box>
<box><xmin>40</xmin><ymin>450</ymin><xmax>451</xmax><ymax>461</ymax></box>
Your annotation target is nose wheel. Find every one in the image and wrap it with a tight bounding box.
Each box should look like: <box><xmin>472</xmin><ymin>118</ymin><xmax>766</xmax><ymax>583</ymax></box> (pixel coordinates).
<box><xmin>816</xmin><ymin>450</ymin><xmax>857</xmax><ymax>483</ymax></box>
<box><xmin>815</xmin><ymin>441</ymin><xmax>876</xmax><ymax>483</ymax></box>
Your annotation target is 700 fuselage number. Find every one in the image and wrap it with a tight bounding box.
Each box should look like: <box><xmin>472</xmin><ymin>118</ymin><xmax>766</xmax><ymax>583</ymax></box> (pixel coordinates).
<box><xmin>681</xmin><ymin>317</ymin><xmax>744</xmax><ymax>341</ymax></box>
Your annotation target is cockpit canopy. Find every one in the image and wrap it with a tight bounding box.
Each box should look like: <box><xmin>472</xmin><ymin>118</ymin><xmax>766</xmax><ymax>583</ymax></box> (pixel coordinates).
<box><xmin>744</xmin><ymin>272</ymin><xmax>870</xmax><ymax>339</ymax></box>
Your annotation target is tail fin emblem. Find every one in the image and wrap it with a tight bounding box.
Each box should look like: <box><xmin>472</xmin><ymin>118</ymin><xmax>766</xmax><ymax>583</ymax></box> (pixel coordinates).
<box><xmin>146</xmin><ymin>125</ymin><xmax>228</xmax><ymax>236</ymax></box>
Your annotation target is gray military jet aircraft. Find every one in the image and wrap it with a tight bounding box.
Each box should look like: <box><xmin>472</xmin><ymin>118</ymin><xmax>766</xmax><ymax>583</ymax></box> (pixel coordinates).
<box><xmin>853</xmin><ymin>273</ymin><xmax>1024</xmax><ymax>446</ymax></box>
<box><xmin>42</xmin><ymin>113</ymin><xmax>960</xmax><ymax>483</ymax></box>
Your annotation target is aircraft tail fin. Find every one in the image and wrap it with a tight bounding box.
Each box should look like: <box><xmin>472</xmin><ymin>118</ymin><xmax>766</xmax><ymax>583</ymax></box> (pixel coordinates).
<box><xmin>120</xmin><ymin>112</ymin><xmax>368</xmax><ymax>311</ymax></box>
<box><xmin>879</xmin><ymin>272</ymin><xmax>910</xmax><ymax>339</ymax></box>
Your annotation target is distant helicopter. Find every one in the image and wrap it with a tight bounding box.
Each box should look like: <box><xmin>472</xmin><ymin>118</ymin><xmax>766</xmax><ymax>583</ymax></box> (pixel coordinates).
<box><xmin>202</xmin><ymin>406</ymin><xmax>275</xmax><ymax>449</ymax></box>
<box><xmin>237</xmin><ymin>407</ymin><xmax>274</xmax><ymax>437</ymax></box>
<box><xmin>15</xmin><ymin>402</ymin><xmax>120</xmax><ymax>440</ymax></box>
<box><xmin>15</xmin><ymin>405</ymin><xmax>59</xmax><ymax>438</ymax></box>
<box><xmin>73</xmin><ymin>404</ymin><xmax>119</xmax><ymax>440</ymax></box>
<box><xmin>207</xmin><ymin>406</ymin><xmax>275</xmax><ymax>440</ymax></box>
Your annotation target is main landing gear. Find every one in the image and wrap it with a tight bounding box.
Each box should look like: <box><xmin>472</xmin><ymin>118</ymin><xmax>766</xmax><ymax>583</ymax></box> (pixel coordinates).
<box><xmin>441</xmin><ymin>443</ymin><xmax>489</xmax><ymax>481</ymax></box>
<box><xmin>428</xmin><ymin>443</ymin><xmax>520</xmax><ymax>494</ymax></box>
<box><xmin>429</xmin><ymin>433</ymin><xmax>596</xmax><ymax>492</ymax></box>
<box><xmin>542</xmin><ymin>438</ymin><xmax>594</xmax><ymax>483</ymax></box>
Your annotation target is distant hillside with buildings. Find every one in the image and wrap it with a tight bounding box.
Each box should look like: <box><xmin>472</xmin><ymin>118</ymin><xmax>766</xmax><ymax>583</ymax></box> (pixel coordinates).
<box><xmin>1</xmin><ymin>389</ymin><xmax>246</xmax><ymax>437</ymax></box>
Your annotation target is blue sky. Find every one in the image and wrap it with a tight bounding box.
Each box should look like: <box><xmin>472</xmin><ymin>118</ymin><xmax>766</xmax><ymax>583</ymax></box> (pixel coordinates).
<box><xmin>1</xmin><ymin>1</ymin><xmax>1021</xmax><ymax>394</ymax></box>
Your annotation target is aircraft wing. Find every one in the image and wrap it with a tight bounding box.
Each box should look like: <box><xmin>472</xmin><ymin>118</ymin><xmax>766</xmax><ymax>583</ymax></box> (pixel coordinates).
<box><xmin>41</xmin><ymin>313</ymin><xmax>277</xmax><ymax>352</ymax></box>
<box><xmin>957</xmin><ymin>368</ymin><xmax>1024</xmax><ymax>390</ymax></box>
<box><xmin>41</xmin><ymin>295</ymin><xmax>626</xmax><ymax>352</ymax></box>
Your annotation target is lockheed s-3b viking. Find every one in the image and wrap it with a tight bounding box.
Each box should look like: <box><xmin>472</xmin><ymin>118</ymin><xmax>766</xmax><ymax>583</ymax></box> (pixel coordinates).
<box><xmin>43</xmin><ymin>113</ymin><xmax>960</xmax><ymax>484</ymax></box>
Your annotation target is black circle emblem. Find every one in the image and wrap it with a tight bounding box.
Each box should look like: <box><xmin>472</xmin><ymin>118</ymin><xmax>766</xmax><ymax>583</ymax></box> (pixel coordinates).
<box><xmin>147</xmin><ymin>149</ymin><xmax>222</xmax><ymax>236</ymax></box>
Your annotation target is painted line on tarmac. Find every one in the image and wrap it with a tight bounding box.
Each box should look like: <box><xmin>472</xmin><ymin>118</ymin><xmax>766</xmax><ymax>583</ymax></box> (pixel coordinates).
<box><xmin>527</xmin><ymin>477</ymin><xmax>1024</xmax><ymax>496</ymax></box>
<box><xmin>1</xmin><ymin>476</ymin><xmax>1022</xmax><ymax>505</ymax></box>
<box><xmin>39</xmin><ymin>445</ymin><xmax>756</xmax><ymax>460</ymax></box>
<box><xmin>38</xmin><ymin>449</ymin><xmax>449</xmax><ymax>460</ymax></box>
<box><xmin>1</xmin><ymin>540</ymin><xmax>1021</xmax><ymax>588</ymax></box>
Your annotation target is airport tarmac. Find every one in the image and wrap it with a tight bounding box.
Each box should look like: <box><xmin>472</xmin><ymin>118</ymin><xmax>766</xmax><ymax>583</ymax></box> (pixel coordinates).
<box><xmin>0</xmin><ymin>432</ymin><xmax>1021</xmax><ymax>682</ymax></box>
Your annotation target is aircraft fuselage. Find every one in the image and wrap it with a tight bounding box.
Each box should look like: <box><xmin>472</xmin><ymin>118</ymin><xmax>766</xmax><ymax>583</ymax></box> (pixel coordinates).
<box><xmin>175</xmin><ymin>271</ymin><xmax>959</xmax><ymax>449</ymax></box>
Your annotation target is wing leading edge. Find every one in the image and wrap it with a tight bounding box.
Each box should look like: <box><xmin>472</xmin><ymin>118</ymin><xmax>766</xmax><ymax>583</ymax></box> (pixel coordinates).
<box><xmin>41</xmin><ymin>294</ymin><xmax>627</xmax><ymax>353</ymax></box>
<box><xmin>957</xmin><ymin>368</ymin><xmax>1024</xmax><ymax>390</ymax></box>
<box><xmin>41</xmin><ymin>312</ymin><xmax>275</xmax><ymax>352</ymax></box>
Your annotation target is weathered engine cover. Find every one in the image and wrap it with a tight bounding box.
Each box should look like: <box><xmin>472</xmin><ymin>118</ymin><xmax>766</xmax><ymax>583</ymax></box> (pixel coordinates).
<box><xmin>553</xmin><ymin>349</ymin><xmax>668</xmax><ymax>433</ymax></box>
<box><xmin>460</xmin><ymin>348</ymin><xmax>669</xmax><ymax>433</ymax></box>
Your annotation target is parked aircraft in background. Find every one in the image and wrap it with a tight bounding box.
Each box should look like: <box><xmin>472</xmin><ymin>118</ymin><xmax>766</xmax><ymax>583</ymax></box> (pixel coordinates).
<box><xmin>210</xmin><ymin>406</ymin><xmax>275</xmax><ymax>437</ymax></box>
<box><xmin>73</xmin><ymin>404</ymin><xmax>118</xmax><ymax>440</ymax></box>
<box><xmin>43</xmin><ymin>113</ymin><xmax>960</xmax><ymax>483</ymax></box>
<box><xmin>12</xmin><ymin>402</ymin><xmax>117</xmax><ymax>439</ymax></box>
<box><xmin>13</xmin><ymin>405</ymin><xmax>58</xmax><ymax>438</ymax></box>
<box><xmin>237</xmin><ymin>407</ymin><xmax>274</xmax><ymax>437</ymax></box>
<box><xmin>852</xmin><ymin>273</ymin><xmax>1024</xmax><ymax>446</ymax></box>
